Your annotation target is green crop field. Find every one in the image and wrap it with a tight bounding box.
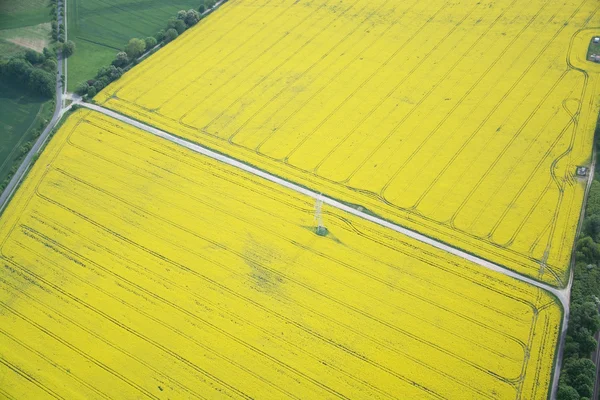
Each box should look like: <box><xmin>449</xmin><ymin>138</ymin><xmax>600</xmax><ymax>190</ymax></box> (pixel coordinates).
<box><xmin>0</xmin><ymin>81</ymin><xmax>52</xmax><ymax>186</ymax></box>
<box><xmin>67</xmin><ymin>0</ymin><xmax>204</xmax><ymax>90</ymax></box>
<box><xmin>0</xmin><ymin>0</ymin><xmax>50</xmax><ymax>30</ymax></box>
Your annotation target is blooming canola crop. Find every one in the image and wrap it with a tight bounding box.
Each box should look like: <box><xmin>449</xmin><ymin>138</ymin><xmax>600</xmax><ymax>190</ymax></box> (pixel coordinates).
<box><xmin>0</xmin><ymin>110</ymin><xmax>561</xmax><ymax>399</ymax></box>
<box><xmin>96</xmin><ymin>0</ymin><xmax>600</xmax><ymax>286</ymax></box>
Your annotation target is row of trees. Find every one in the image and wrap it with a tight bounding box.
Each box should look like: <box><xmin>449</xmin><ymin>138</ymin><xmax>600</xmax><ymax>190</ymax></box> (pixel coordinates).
<box><xmin>49</xmin><ymin>0</ymin><xmax>76</xmax><ymax>57</ymax></box>
<box><xmin>76</xmin><ymin>0</ymin><xmax>220</xmax><ymax>99</ymax></box>
<box><xmin>558</xmin><ymin>129</ymin><xmax>600</xmax><ymax>400</ymax></box>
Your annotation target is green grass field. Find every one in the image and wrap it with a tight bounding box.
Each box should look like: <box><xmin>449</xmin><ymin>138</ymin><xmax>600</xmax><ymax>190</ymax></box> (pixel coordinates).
<box><xmin>67</xmin><ymin>0</ymin><xmax>204</xmax><ymax>90</ymax></box>
<box><xmin>0</xmin><ymin>23</ymin><xmax>51</xmax><ymax>53</ymax></box>
<box><xmin>0</xmin><ymin>81</ymin><xmax>52</xmax><ymax>186</ymax></box>
<box><xmin>0</xmin><ymin>0</ymin><xmax>50</xmax><ymax>57</ymax></box>
<box><xmin>0</xmin><ymin>40</ymin><xmax>28</xmax><ymax>59</ymax></box>
<box><xmin>0</xmin><ymin>0</ymin><xmax>50</xmax><ymax>30</ymax></box>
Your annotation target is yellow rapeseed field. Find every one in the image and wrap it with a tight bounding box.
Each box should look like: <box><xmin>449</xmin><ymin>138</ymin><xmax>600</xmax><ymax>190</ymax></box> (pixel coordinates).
<box><xmin>96</xmin><ymin>0</ymin><xmax>600</xmax><ymax>287</ymax></box>
<box><xmin>0</xmin><ymin>109</ymin><xmax>561</xmax><ymax>399</ymax></box>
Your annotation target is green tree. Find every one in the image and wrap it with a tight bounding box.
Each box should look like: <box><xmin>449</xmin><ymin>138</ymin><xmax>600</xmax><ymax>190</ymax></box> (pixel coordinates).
<box><xmin>164</xmin><ymin>28</ymin><xmax>179</xmax><ymax>43</ymax></box>
<box><xmin>125</xmin><ymin>38</ymin><xmax>146</xmax><ymax>59</ymax></box>
<box><xmin>557</xmin><ymin>383</ymin><xmax>580</xmax><ymax>400</ymax></box>
<box><xmin>177</xmin><ymin>10</ymin><xmax>187</xmax><ymax>19</ymax></box>
<box><xmin>112</xmin><ymin>51</ymin><xmax>129</xmax><ymax>67</ymax></box>
<box><xmin>1</xmin><ymin>58</ymin><xmax>32</xmax><ymax>86</ymax></box>
<box><xmin>587</xmin><ymin>180</ymin><xmax>600</xmax><ymax>216</ymax></box>
<box><xmin>43</xmin><ymin>47</ymin><xmax>56</xmax><ymax>60</ymax></box>
<box><xmin>198</xmin><ymin>4</ymin><xmax>206</xmax><ymax>13</ymax></box>
<box><xmin>205</xmin><ymin>0</ymin><xmax>216</xmax><ymax>9</ymax></box>
<box><xmin>584</xmin><ymin>214</ymin><xmax>600</xmax><ymax>242</ymax></box>
<box><xmin>570</xmin><ymin>301</ymin><xmax>600</xmax><ymax>334</ymax></box>
<box><xmin>25</xmin><ymin>49</ymin><xmax>45</xmax><ymax>64</ymax></box>
<box><xmin>93</xmin><ymin>79</ymin><xmax>105</xmax><ymax>92</ymax></box>
<box><xmin>27</xmin><ymin>69</ymin><xmax>55</xmax><ymax>97</ymax></box>
<box><xmin>75</xmin><ymin>81</ymin><xmax>89</xmax><ymax>95</ymax></box>
<box><xmin>167</xmin><ymin>18</ymin><xmax>187</xmax><ymax>34</ymax></box>
<box><xmin>62</xmin><ymin>40</ymin><xmax>75</xmax><ymax>57</ymax></box>
<box><xmin>564</xmin><ymin>358</ymin><xmax>596</xmax><ymax>386</ymax></box>
<box><xmin>576</xmin><ymin>236</ymin><xmax>600</xmax><ymax>264</ymax></box>
<box><xmin>572</xmin><ymin>373</ymin><xmax>593</xmax><ymax>398</ymax></box>
<box><xmin>97</xmin><ymin>65</ymin><xmax>123</xmax><ymax>82</ymax></box>
<box><xmin>184</xmin><ymin>9</ymin><xmax>200</xmax><ymax>26</ymax></box>
<box><xmin>155</xmin><ymin>29</ymin><xmax>166</xmax><ymax>42</ymax></box>
<box><xmin>144</xmin><ymin>36</ymin><xmax>157</xmax><ymax>50</ymax></box>
<box><xmin>87</xmin><ymin>86</ymin><xmax>97</xmax><ymax>98</ymax></box>
<box><xmin>42</xmin><ymin>58</ymin><xmax>57</xmax><ymax>72</ymax></box>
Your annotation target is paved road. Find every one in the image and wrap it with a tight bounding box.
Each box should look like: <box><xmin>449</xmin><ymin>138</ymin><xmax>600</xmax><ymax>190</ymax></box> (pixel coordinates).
<box><xmin>0</xmin><ymin>0</ymin><xmax>66</xmax><ymax>214</ymax></box>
